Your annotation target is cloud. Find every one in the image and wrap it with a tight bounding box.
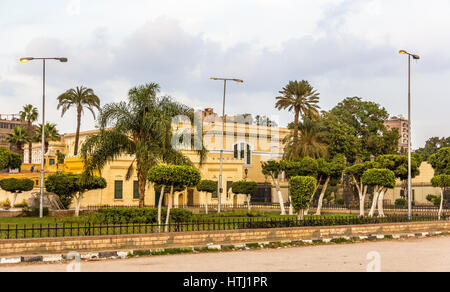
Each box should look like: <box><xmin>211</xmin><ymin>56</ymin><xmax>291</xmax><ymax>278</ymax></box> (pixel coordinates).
<box><xmin>1</xmin><ymin>2</ymin><xmax>450</xmax><ymax>147</ymax></box>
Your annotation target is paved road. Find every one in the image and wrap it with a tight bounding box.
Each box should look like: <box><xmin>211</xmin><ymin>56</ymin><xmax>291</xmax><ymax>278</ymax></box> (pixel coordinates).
<box><xmin>1</xmin><ymin>236</ymin><xmax>449</xmax><ymax>272</ymax></box>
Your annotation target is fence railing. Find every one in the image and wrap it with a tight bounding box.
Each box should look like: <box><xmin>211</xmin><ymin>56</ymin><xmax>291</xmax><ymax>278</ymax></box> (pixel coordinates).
<box><xmin>86</xmin><ymin>203</ymin><xmax>450</xmax><ymax>213</ymax></box>
<box><xmin>0</xmin><ymin>215</ymin><xmax>444</xmax><ymax>240</ymax></box>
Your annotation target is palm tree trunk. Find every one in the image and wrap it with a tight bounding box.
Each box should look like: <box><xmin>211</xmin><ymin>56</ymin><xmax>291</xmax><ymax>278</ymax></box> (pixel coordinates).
<box><xmin>291</xmin><ymin>107</ymin><xmax>300</xmax><ymax>159</ymax></box>
<box><xmin>28</xmin><ymin>121</ymin><xmax>33</xmax><ymax>163</ymax></box>
<box><xmin>137</xmin><ymin>166</ymin><xmax>146</xmax><ymax>208</ymax></box>
<box><xmin>74</xmin><ymin>107</ymin><xmax>82</xmax><ymax>156</ymax></box>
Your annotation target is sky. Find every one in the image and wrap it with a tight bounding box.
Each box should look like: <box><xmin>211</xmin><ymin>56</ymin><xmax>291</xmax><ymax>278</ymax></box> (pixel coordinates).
<box><xmin>1</xmin><ymin>0</ymin><xmax>449</xmax><ymax>149</ymax></box>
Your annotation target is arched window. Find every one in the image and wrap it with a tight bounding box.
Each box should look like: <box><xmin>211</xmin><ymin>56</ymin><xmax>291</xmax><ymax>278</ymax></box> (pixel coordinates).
<box><xmin>233</xmin><ymin>142</ymin><xmax>252</xmax><ymax>166</ymax></box>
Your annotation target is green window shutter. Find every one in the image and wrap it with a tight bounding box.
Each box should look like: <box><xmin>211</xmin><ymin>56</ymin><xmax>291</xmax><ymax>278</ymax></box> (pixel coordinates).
<box><xmin>240</xmin><ymin>143</ymin><xmax>245</xmax><ymax>159</ymax></box>
<box><xmin>114</xmin><ymin>181</ymin><xmax>123</xmax><ymax>200</ymax></box>
<box><xmin>133</xmin><ymin>181</ymin><xmax>139</xmax><ymax>200</ymax></box>
<box><xmin>246</xmin><ymin>144</ymin><xmax>251</xmax><ymax>165</ymax></box>
<box><xmin>234</xmin><ymin>144</ymin><xmax>238</xmax><ymax>158</ymax></box>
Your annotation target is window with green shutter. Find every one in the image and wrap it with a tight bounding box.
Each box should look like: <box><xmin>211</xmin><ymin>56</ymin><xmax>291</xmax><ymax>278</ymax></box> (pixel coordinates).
<box><xmin>114</xmin><ymin>181</ymin><xmax>123</xmax><ymax>200</ymax></box>
<box><xmin>246</xmin><ymin>144</ymin><xmax>251</xmax><ymax>165</ymax></box>
<box><xmin>133</xmin><ymin>181</ymin><xmax>139</xmax><ymax>200</ymax></box>
<box><xmin>234</xmin><ymin>144</ymin><xmax>238</xmax><ymax>158</ymax></box>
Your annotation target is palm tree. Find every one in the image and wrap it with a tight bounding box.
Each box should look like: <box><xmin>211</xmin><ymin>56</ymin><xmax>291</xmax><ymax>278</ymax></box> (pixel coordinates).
<box><xmin>57</xmin><ymin>86</ymin><xmax>101</xmax><ymax>156</ymax></box>
<box><xmin>283</xmin><ymin>118</ymin><xmax>328</xmax><ymax>160</ymax></box>
<box><xmin>34</xmin><ymin>123</ymin><xmax>61</xmax><ymax>154</ymax></box>
<box><xmin>19</xmin><ymin>104</ymin><xmax>38</xmax><ymax>163</ymax></box>
<box><xmin>276</xmin><ymin>80</ymin><xmax>320</xmax><ymax>160</ymax></box>
<box><xmin>6</xmin><ymin>127</ymin><xmax>30</xmax><ymax>160</ymax></box>
<box><xmin>80</xmin><ymin>83</ymin><xmax>206</xmax><ymax>208</ymax></box>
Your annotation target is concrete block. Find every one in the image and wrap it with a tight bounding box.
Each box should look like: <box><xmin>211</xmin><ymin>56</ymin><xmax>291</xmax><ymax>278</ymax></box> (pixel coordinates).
<box><xmin>0</xmin><ymin>257</ymin><xmax>21</xmax><ymax>264</ymax></box>
<box><xmin>43</xmin><ymin>255</ymin><xmax>63</xmax><ymax>262</ymax></box>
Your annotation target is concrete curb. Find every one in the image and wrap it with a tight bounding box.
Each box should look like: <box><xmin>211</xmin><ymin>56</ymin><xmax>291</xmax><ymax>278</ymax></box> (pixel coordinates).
<box><xmin>0</xmin><ymin>231</ymin><xmax>446</xmax><ymax>265</ymax></box>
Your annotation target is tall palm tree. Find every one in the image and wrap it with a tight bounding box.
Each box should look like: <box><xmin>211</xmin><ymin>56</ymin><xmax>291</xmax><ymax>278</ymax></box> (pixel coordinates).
<box><xmin>276</xmin><ymin>80</ymin><xmax>320</xmax><ymax>160</ymax></box>
<box><xmin>6</xmin><ymin>127</ymin><xmax>30</xmax><ymax>160</ymax></box>
<box><xmin>283</xmin><ymin>118</ymin><xmax>328</xmax><ymax>160</ymax></box>
<box><xmin>34</xmin><ymin>123</ymin><xmax>61</xmax><ymax>154</ymax></box>
<box><xmin>80</xmin><ymin>83</ymin><xmax>206</xmax><ymax>208</ymax></box>
<box><xmin>19</xmin><ymin>104</ymin><xmax>38</xmax><ymax>163</ymax></box>
<box><xmin>57</xmin><ymin>86</ymin><xmax>101</xmax><ymax>156</ymax></box>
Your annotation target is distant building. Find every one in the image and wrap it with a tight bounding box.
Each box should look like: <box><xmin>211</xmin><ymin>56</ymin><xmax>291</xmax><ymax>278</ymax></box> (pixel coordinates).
<box><xmin>384</xmin><ymin>116</ymin><xmax>409</xmax><ymax>153</ymax></box>
<box><xmin>0</xmin><ymin>114</ymin><xmax>28</xmax><ymax>150</ymax></box>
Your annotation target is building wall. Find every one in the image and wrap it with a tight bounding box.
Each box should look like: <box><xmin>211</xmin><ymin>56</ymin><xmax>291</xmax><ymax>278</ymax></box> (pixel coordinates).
<box><xmin>385</xmin><ymin>162</ymin><xmax>439</xmax><ymax>205</ymax></box>
<box><xmin>384</xmin><ymin>116</ymin><xmax>409</xmax><ymax>152</ymax></box>
<box><xmin>0</xmin><ymin>116</ymin><xmax>28</xmax><ymax>150</ymax></box>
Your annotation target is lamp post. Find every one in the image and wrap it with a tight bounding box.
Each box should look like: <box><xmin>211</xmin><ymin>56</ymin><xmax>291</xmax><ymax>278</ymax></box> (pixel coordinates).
<box><xmin>210</xmin><ymin>77</ymin><xmax>243</xmax><ymax>213</ymax></box>
<box><xmin>20</xmin><ymin>57</ymin><xmax>68</xmax><ymax>218</ymax></box>
<box><xmin>399</xmin><ymin>50</ymin><xmax>420</xmax><ymax>220</ymax></box>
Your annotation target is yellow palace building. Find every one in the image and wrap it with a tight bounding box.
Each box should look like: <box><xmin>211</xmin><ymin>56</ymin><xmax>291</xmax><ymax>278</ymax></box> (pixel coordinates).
<box><xmin>1</xmin><ymin>109</ymin><xmax>291</xmax><ymax>209</ymax></box>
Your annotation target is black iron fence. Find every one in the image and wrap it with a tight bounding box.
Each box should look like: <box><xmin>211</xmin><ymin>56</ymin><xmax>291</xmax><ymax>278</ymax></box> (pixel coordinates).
<box><xmin>86</xmin><ymin>202</ymin><xmax>450</xmax><ymax>214</ymax></box>
<box><xmin>0</xmin><ymin>215</ymin><xmax>444</xmax><ymax>240</ymax></box>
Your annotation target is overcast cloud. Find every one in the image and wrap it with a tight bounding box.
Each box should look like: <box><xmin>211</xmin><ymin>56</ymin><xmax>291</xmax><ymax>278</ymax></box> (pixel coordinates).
<box><xmin>1</xmin><ymin>0</ymin><xmax>449</xmax><ymax>148</ymax></box>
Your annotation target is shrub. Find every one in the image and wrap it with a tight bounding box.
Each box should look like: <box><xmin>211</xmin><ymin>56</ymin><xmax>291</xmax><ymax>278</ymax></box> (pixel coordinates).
<box><xmin>22</xmin><ymin>207</ymin><xmax>49</xmax><ymax>217</ymax></box>
<box><xmin>395</xmin><ymin>198</ymin><xmax>407</xmax><ymax>206</ymax></box>
<box><xmin>64</xmin><ymin>208</ymin><xmax>194</xmax><ymax>224</ymax></box>
<box><xmin>1</xmin><ymin>199</ymin><xmax>11</xmax><ymax>210</ymax></box>
<box><xmin>336</xmin><ymin>198</ymin><xmax>345</xmax><ymax>205</ymax></box>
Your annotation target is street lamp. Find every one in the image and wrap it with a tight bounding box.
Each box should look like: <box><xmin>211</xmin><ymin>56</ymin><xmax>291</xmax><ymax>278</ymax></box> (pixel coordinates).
<box><xmin>210</xmin><ymin>77</ymin><xmax>244</xmax><ymax>213</ymax></box>
<box><xmin>20</xmin><ymin>57</ymin><xmax>68</xmax><ymax>218</ymax></box>
<box><xmin>399</xmin><ymin>50</ymin><xmax>420</xmax><ymax>220</ymax></box>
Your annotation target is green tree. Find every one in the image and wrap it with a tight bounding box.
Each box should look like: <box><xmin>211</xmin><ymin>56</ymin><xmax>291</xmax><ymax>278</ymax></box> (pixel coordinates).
<box><xmin>45</xmin><ymin>173</ymin><xmax>106</xmax><ymax>216</ymax></box>
<box><xmin>0</xmin><ymin>148</ymin><xmax>22</xmax><ymax>171</ymax></box>
<box><xmin>0</xmin><ymin>178</ymin><xmax>34</xmax><ymax>207</ymax></box>
<box><xmin>81</xmin><ymin>83</ymin><xmax>205</xmax><ymax>208</ymax></box>
<box><xmin>429</xmin><ymin>147</ymin><xmax>450</xmax><ymax>176</ymax></box>
<box><xmin>197</xmin><ymin>180</ymin><xmax>217</xmax><ymax>214</ymax></box>
<box><xmin>35</xmin><ymin>123</ymin><xmax>61</xmax><ymax>154</ymax></box>
<box><xmin>322</xmin><ymin>97</ymin><xmax>399</xmax><ymax>163</ymax></box>
<box><xmin>276</xmin><ymin>80</ymin><xmax>320</xmax><ymax>160</ymax></box>
<box><xmin>254</xmin><ymin>115</ymin><xmax>277</xmax><ymax>127</ymax></box>
<box><xmin>315</xmin><ymin>154</ymin><xmax>346</xmax><ymax>215</ymax></box>
<box><xmin>283</xmin><ymin>117</ymin><xmax>328</xmax><ymax>160</ymax></box>
<box><xmin>6</xmin><ymin>126</ymin><xmax>30</xmax><ymax>160</ymax></box>
<box><xmin>431</xmin><ymin>175</ymin><xmax>450</xmax><ymax>220</ymax></box>
<box><xmin>19</xmin><ymin>104</ymin><xmax>38</xmax><ymax>163</ymax></box>
<box><xmin>261</xmin><ymin>160</ymin><xmax>286</xmax><ymax>215</ymax></box>
<box><xmin>0</xmin><ymin>148</ymin><xmax>9</xmax><ymax>170</ymax></box>
<box><xmin>232</xmin><ymin>181</ymin><xmax>258</xmax><ymax>211</ymax></box>
<box><xmin>344</xmin><ymin>161</ymin><xmax>380</xmax><ymax>216</ymax></box>
<box><xmin>376</xmin><ymin>153</ymin><xmax>423</xmax><ymax>199</ymax></box>
<box><xmin>57</xmin><ymin>86</ymin><xmax>101</xmax><ymax>156</ymax></box>
<box><xmin>362</xmin><ymin>169</ymin><xmax>396</xmax><ymax>217</ymax></box>
<box><xmin>283</xmin><ymin>157</ymin><xmax>319</xmax><ymax>215</ymax></box>
<box><xmin>416</xmin><ymin>137</ymin><xmax>450</xmax><ymax>161</ymax></box>
<box><xmin>148</xmin><ymin>164</ymin><xmax>201</xmax><ymax>232</ymax></box>
<box><xmin>289</xmin><ymin>176</ymin><xmax>317</xmax><ymax>220</ymax></box>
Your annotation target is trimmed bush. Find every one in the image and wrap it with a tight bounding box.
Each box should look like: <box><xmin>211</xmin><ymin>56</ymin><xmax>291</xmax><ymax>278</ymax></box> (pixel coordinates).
<box><xmin>395</xmin><ymin>198</ymin><xmax>407</xmax><ymax>206</ymax></box>
<box><xmin>22</xmin><ymin>207</ymin><xmax>49</xmax><ymax>217</ymax></box>
<box><xmin>197</xmin><ymin>180</ymin><xmax>217</xmax><ymax>194</ymax></box>
<box><xmin>0</xmin><ymin>178</ymin><xmax>34</xmax><ymax>193</ymax></box>
<box><xmin>65</xmin><ymin>208</ymin><xmax>194</xmax><ymax>224</ymax></box>
<box><xmin>289</xmin><ymin>176</ymin><xmax>317</xmax><ymax>219</ymax></box>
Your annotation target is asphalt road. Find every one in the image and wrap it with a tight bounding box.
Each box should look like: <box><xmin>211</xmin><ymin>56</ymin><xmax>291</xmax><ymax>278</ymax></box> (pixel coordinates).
<box><xmin>1</xmin><ymin>236</ymin><xmax>449</xmax><ymax>272</ymax></box>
